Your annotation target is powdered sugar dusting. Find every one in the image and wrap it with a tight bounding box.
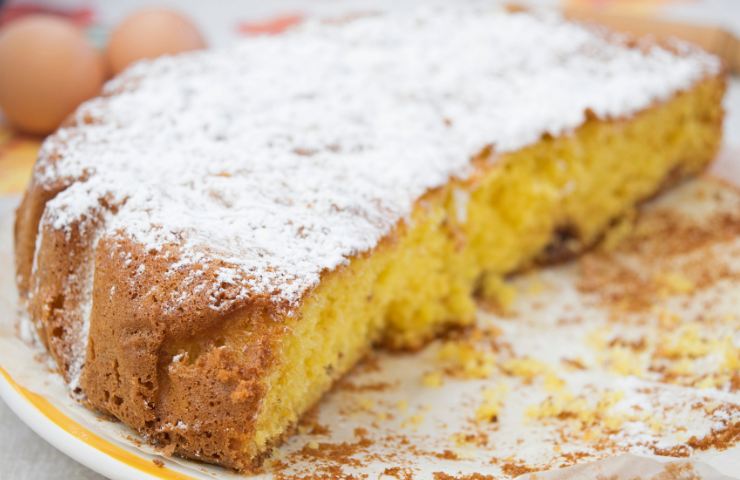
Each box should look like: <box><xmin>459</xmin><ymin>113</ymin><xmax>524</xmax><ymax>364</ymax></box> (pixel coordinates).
<box><xmin>34</xmin><ymin>6</ymin><xmax>719</xmax><ymax>308</ymax></box>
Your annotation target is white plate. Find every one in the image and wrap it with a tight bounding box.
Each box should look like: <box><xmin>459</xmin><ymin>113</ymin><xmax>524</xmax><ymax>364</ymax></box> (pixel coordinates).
<box><xmin>1</xmin><ymin>172</ymin><xmax>739</xmax><ymax>480</ymax></box>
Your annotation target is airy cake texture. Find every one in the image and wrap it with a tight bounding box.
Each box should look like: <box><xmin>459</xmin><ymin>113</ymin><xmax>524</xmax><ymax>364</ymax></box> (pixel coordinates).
<box><xmin>14</xmin><ymin>6</ymin><xmax>724</xmax><ymax>470</ymax></box>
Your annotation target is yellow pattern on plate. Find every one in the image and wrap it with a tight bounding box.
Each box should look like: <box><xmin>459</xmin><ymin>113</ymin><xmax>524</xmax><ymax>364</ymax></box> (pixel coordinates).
<box><xmin>0</xmin><ymin>367</ymin><xmax>196</xmax><ymax>480</ymax></box>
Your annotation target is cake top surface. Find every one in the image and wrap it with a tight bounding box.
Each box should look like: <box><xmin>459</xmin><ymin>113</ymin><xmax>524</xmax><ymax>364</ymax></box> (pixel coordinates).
<box><xmin>35</xmin><ymin>5</ymin><xmax>719</xmax><ymax>311</ymax></box>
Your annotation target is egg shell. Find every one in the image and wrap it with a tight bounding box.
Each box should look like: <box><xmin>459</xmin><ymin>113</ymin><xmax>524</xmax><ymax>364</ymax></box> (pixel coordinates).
<box><xmin>0</xmin><ymin>15</ymin><xmax>106</xmax><ymax>135</ymax></box>
<box><xmin>106</xmin><ymin>8</ymin><xmax>206</xmax><ymax>75</ymax></box>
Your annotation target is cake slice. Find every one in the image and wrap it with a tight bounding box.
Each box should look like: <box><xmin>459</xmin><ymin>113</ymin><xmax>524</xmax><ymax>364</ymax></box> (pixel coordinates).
<box><xmin>14</xmin><ymin>6</ymin><xmax>724</xmax><ymax>471</ymax></box>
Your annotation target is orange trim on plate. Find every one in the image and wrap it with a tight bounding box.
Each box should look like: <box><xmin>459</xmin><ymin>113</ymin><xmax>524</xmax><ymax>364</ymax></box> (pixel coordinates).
<box><xmin>0</xmin><ymin>367</ymin><xmax>196</xmax><ymax>480</ymax></box>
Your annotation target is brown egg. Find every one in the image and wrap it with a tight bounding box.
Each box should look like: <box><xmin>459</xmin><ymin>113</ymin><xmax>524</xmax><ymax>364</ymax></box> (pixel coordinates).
<box><xmin>0</xmin><ymin>15</ymin><xmax>106</xmax><ymax>135</ymax></box>
<box><xmin>106</xmin><ymin>8</ymin><xmax>206</xmax><ymax>75</ymax></box>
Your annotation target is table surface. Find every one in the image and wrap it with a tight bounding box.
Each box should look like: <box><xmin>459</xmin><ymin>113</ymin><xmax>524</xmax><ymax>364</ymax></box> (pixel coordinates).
<box><xmin>1</xmin><ymin>1</ymin><xmax>740</xmax><ymax>479</ymax></box>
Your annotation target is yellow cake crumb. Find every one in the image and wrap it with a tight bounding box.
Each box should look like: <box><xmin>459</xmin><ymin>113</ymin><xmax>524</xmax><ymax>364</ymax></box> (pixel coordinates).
<box><xmin>438</xmin><ymin>341</ymin><xmax>496</xmax><ymax>379</ymax></box>
<box><xmin>656</xmin><ymin>309</ymin><xmax>682</xmax><ymax>329</ymax></box>
<box><xmin>375</xmin><ymin>411</ymin><xmax>391</xmax><ymax>421</ymax></box>
<box><xmin>543</xmin><ymin>371</ymin><xmax>566</xmax><ymax>392</ymax></box>
<box><xmin>721</xmin><ymin>337</ymin><xmax>740</xmax><ymax>371</ymax></box>
<box><xmin>657</xmin><ymin>324</ymin><xmax>711</xmax><ymax>360</ymax></box>
<box><xmin>586</xmin><ymin>329</ymin><xmax>608</xmax><ymax>352</ymax></box>
<box><xmin>422</xmin><ymin>371</ymin><xmax>444</xmax><ymax>388</ymax></box>
<box><xmin>666</xmin><ymin>358</ymin><xmax>695</xmax><ymax>376</ymax></box>
<box><xmin>451</xmin><ymin>433</ymin><xmax>471</xmax><ymax>447</ymax></box>
<box><xmin>502</xmin><ymin>357</ymin><xmax>547</xmax><ymax>381</ymax></box>
<box><xmin>479</xmin><ymin>274</ymin><xmax>517</xmax><ymax>312</ymax></box>
<box><xmin>475</xmin><ymin>384</ymin><xmax>510</xmax><ymax>422</ymax></box>
<box><xmin>599</xmin><ymin>208</ymin><xmax>637</xmax><ymax>251</ymax></box>
<box><xmin>696</xmin><ymin>376</ymin><xmax>719</xmax><ymax>389</ymax></box>
<box><xmin>607</xmin><ymin>346</ymin><xmax>644</xmax><ymax>376</ymax></box>
<box><xmin>655</xmin><ymin>271</ymin><xmax>695</xmax><ymax>295</ymax></box>
<box><xmin>357</xmin><ymin>397</ymin><xmax>376</xmax><ymax>412</ymax></box>
<box><xmin>648</xmin><ymin>417</ymin><xmax>663</xmax><ymax>434</ymax></box>
<box><xmin>402</xmin><ymin>414</ymin><xmax>425</xmax><ymax>429</ymax></box>
<box><xmin>526</xmin><ymin>393</ymin><xmax>577</xmax><ymax>420</ymax></box>
<box><xmin>526</xmin><ymin>389</ymin><xmax>624</xmax><ymax>434</ymax></box>
<box><xmin>501</xmin><ymin>357</ymin><xmax>566</xmax><ymax>391</ymax></box>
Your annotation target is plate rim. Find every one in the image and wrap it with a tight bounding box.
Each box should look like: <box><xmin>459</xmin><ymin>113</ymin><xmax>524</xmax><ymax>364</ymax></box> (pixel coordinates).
<box><xmin>0</xmin><ymin>367</ymin><xmax>198</xmax><ymax>480</ymax></box>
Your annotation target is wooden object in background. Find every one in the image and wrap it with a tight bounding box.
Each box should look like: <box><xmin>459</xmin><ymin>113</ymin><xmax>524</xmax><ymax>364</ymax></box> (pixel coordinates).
<box><xmin>563</xmin><ymin>5</ymin><xmax>740</xmax><ymax>74</ymax></box>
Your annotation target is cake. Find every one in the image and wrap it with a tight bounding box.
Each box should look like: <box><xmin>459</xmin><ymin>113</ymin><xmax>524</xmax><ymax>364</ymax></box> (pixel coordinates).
<box><xmin>13</xmin><ymin>6</ymin><xmax>725</xmax><ymax>471</ymax></box>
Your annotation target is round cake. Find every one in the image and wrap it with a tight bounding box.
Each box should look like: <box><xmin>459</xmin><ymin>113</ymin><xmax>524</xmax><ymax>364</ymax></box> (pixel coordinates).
<box><xmin>14</xmin><ymin>5</ymin><xmax>724</xmax><ymax>470</ymax></box>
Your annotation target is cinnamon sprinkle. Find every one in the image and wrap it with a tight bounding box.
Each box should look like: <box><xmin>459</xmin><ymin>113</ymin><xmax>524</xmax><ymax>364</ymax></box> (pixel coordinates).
<box><xmin>382</xmin><ymin>467</ymin><xmax>415</xmax><ymax>480</ymax></box>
